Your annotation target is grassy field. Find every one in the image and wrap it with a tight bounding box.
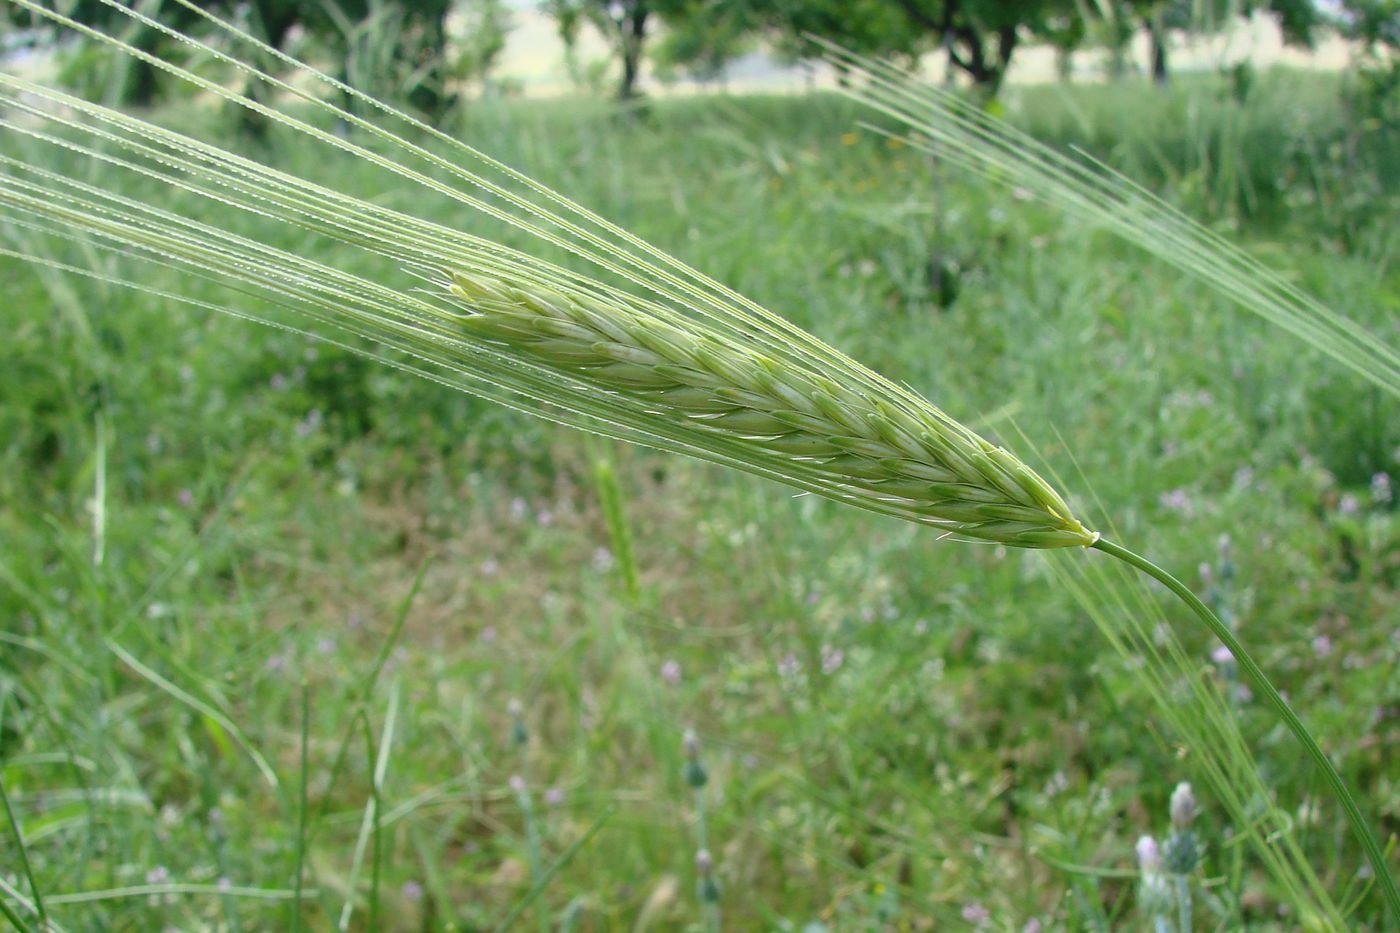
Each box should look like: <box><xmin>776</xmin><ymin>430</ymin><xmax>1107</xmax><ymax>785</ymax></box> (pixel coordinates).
<box><xmin>2</xmin><ymin>68</ymin><xmax>1398</xmax><ymax>930</ymax></box>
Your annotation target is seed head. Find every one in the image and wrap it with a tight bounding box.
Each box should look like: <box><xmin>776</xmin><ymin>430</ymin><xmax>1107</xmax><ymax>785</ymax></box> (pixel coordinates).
<box><xmin>682</xmin><ymin>728</ymin><xmax>708</xmax><ymax>789</ymax></box>
<box><xmin>694</xmin><ymin>849</ymin><xmax>720</xmax><ymax>903</ymax></box>
<box><xmin>1169</xmin><ymin>782</ymin><xmax>1197</xmax><ymax>829</ymax></box>
<box><xmin>683</xmin><ymin>728</ymin><xmax>702</xmax><ymax>760</ymax></box>
<box><xmin>1135</xmin><ymin>835</ymin><xmax>1174</xmax><ymax>917</ymax></box>
<box><xmin>507</xmin><ymin>698</ymin><xmax>528</xmax><ymax>747</ymax></box>
<box><xmin>445</xmin><ymin>272</ymin><xmax>1097</xmax><ymax>549</ymax></box>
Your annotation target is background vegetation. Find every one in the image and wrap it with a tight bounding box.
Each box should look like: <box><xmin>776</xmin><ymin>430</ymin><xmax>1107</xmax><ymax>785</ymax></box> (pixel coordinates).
<box><xmin>1</xmin><ymin>1</ymin><xmax>1398</xmax><ymax>930</ymax></box>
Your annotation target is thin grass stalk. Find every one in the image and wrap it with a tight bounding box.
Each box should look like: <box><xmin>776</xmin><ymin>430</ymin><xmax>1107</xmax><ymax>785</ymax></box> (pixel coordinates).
<box><xmin>588</xmin><ymin>445</ymin><xmax>642</xmax><ymax>602</ymax></box>
<box><xmin>1035</xmin><ymin>437</ymin><xmax>1348</xmax><ymax>924</ymax></box>
<box><xmin>1047</xmin><ymin>556</ymin><xmax>1340</xmax><ymax>923</ymax></box>
<box><xmin>490</xmin><ymin>808</ymin><xmax>614</xmax><ymax>933</ymax></box>
<box><xmin>0</xmin><ymin>768</ymin><xmax>47</xmax><ymax>929</ymax></box>
<box><xmin>1092</xmin><ymin>540</ymin><xmax>1398</xmax><ymax>920</ymax></box>
<box><xmin>291</xmin><ymin>681</ymin><xmax>310</xmax><ymax>933</ymax></box>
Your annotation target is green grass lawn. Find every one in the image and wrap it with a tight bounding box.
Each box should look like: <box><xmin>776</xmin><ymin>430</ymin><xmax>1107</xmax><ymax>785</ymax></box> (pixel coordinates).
<box><xmin>1</xmin><ymin>72</ymin><xmax>1397</xmax><ymax>930</ymax></box>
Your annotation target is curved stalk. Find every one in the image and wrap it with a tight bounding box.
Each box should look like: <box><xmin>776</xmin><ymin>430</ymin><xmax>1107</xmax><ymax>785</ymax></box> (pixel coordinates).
<box><xmin>1091</xmin><ymin>538</ymin><xmax>1399</xmax><ymax>922</ymax></box>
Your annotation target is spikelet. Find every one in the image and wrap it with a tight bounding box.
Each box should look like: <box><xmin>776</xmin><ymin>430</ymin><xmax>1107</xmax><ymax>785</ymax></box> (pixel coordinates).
<box><xmin>446</xmin><ymin>271</ymin><xmax>1098</xmax><ymax>549</ymax></box>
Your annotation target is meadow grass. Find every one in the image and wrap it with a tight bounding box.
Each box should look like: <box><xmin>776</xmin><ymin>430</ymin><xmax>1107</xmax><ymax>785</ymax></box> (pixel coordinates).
<box><xmin>1</xmin><ymin>25</ymin><xmax>1398</xmax><ymax>931</ymax></box>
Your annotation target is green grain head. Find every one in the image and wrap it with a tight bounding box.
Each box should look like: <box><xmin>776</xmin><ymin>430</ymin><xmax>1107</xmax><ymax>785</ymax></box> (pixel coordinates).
<box><xmin>447</xmin><ymin>272</ymin><xmax>1097</xmax><ymax>549</ymax></box>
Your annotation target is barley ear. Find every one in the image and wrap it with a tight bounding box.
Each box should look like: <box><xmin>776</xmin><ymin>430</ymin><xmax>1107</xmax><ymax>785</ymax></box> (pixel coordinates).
<box><xmin>445</xmin><ymin>271</ymin><xmax>1098</xmax><ymax>550</ymax></box>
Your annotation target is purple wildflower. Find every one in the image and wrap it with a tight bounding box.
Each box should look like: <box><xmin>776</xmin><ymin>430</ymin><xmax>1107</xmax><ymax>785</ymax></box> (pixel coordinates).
<box><xmin>660</xmin><ymin>659</ymin><xmax>682</xmax><ymax>685</ymax></box>
<box><xmin>1158</xmin><ymin>488</ymin><xmax>1193</xmax><ymax>516</ymax></box>
<box><xmin>961</xmin><ymin>903</ymin><xmax>990</xmax><ymax>925</ymax></box>
<box><xmin>592</xmin><ymin>547</ymin><xmax>614</xmax><ymax>572</ymax></box>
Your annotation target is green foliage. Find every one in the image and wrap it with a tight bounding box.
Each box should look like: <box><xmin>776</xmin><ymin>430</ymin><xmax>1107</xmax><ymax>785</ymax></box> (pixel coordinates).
<box><xmin>651</xmin><ymin>0</ymin><xmax>756</xmax><ymax>84</ymax></box>
<box><xmin>326</xmin><ymin>0</ymin><xmax>454</xmax><ymax>115</ymax></box>
<box><xmin>8</xmin><ymin>0</ymin><xmax>460</xmax><ymax>114</ymax></box>
<box><xmin>754</xmin><ymin>0</ymin><xmax>1075</xmax><ymax>94</ymax></box>
<box><xmin>6</xmin><ymin>0</ymin><xmax>211</xmax><ymax>105</ymax></box>
<box><xmin>448</xmin><ymin>0</ymin><xmax>513</xmax><ymax>93</ymax></box>
<box><xmin>1338</xmin><ymin>0</ymin><xmax>1400</xmax><ymax>52</ymax></box>
<box><xmin>2</xmin><ymin>75</ymin><xmax>1398</xmax><ymax>927</ymax></box>
<box><xmin>1088</xmin><ymin>0</ymin><xmax>1321</xmax><ymax>84</ymax></box>
<box><xmin>546</xmin><ymin>0</ymin><xmax>657</xmax><ymax>100</ymax></box>
<box><xmin>3</xmin><ymin>5</ymin><xmax>1400</xmax><ymax>928</ymax></box>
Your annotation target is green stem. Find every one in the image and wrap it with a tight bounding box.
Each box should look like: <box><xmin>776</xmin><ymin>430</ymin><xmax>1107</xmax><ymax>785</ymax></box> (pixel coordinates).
<box><xmin>1174</xmin><ymin>873</ymin><xmax>1191</xmax><ymax>933</ymax></box>
<box><xmin>291</xmin><ymin>681</ymin><xmax>309</xmax><ymax>933</ymax></box>
<box><xmin>0</xmin><ymin>769</ymin><xmax>46</xmax><ymax>927</ymax></box>
<box><xmin>1091</xmin><ymin>538</ymin><xmax>1399</xmax><ymax>922</ymax></box>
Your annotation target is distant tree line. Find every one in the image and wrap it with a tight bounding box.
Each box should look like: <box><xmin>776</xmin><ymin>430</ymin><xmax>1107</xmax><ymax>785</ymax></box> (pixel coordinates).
<box><xmin>5</xmin><ymin>0</ymin><xmax>1397</xmax><ymax>113</ymax></box>
<box><xmin>4</xmin><ymin>0</ymin><xmax>507</xmax><ymax>117</ymax></box>
<box><xmin>551</xmin><ymin>0</ymin><xmax>1394</xmax><ymax>101</ymax></box>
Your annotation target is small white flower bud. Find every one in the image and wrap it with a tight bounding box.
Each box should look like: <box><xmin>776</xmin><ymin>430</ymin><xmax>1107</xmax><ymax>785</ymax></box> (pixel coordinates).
<box><xmin>1136</xmin><ymin>835</ymin><xmax>1161</xmax><ymax>873</ymax></box>
<box><xmin>1169</xmin><ymin>782</ymin><xmax>1197</xmax><ymax>829</ymax></box>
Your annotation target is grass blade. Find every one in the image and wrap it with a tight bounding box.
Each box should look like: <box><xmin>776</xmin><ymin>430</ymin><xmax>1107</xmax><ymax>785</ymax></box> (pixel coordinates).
<box><xmin>0</xmin><ymin>768</ymin><xmax>45</xmax><ymax>930</ymax></box>
<box><xmin>492</xmin><ymin>806</ymin><xmax>616</xmax><ymax>933</ymax></box>
<box><xmin>104</xmin><ymin>639</ymin><xmax>278</xmax><ymax>788</ymax></box>
<box><xmin>290</xmin><ymin>680</ymin><xmax>310</xmax><ymax>933</ymax></box>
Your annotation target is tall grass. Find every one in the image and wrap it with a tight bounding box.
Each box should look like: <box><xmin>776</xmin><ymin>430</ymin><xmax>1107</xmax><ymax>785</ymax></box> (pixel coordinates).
<box><xmin>0</xmin><ymin>0</ymin><xmax>1396</xmax><ymax>927</ymax></box>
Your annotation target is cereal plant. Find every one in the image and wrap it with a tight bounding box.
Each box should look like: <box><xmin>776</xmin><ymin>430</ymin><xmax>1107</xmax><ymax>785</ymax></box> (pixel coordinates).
<box><xmin>1</xmin><ymin>1</ymin><xmax>1396</xmax><ymax>928</ymax></box>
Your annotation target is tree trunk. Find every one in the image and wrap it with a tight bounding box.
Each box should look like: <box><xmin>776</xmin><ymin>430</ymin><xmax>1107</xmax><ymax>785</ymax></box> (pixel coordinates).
<box><xmin>991</xmin><ymin>25</ymin><xmax>1018</xmax><ymax>94</ymax></box>
<box><xmin>1149</xmin><ymin>13</ymin><xmax>1169</xmax><ymax>86</ymax></box>
<box><xmin>1055</xmin><ymin>46</ymin><xmax>1073</xmax><ymax>82</ymax></box>
<box><xmin>947</xmin><ymin>23</ymin><xmax>1017</xmax><ymax>97</ymax></box>
<box><xmin>617</xmin><ymin>4</ymin><xmax>649</xmax><ymax>101</ymax></box>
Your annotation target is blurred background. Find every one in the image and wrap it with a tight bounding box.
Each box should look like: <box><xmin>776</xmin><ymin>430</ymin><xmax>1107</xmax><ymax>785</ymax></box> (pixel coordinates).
<box><xmin>1</xmin><ymin>1</ymin><xmax>1397</xmax><ymax>930</ymax></box>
